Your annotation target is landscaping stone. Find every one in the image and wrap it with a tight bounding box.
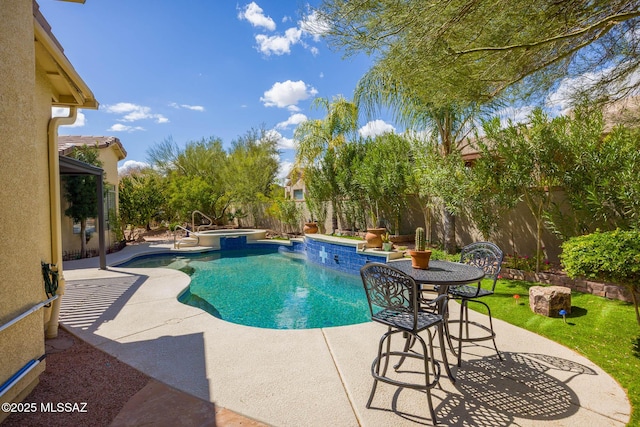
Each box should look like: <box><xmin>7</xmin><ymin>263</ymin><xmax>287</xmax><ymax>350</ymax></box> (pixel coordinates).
<box><xmin>529</xmin><ymin>285</ymin><xmax>572</xmax><ymax>317</ymax></box>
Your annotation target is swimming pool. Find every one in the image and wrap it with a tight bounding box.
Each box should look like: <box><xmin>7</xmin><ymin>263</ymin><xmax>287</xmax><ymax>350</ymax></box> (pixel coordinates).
<box><xmin>119</xmin><ymin>248</ymin><xmax>370</xmax><ymax>329</ymax></box>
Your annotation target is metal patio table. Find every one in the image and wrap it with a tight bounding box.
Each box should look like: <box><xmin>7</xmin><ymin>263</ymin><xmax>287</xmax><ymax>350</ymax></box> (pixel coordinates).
<box><xmin>389</xmin><ymin>259</ymin><xmax>485</xmax><ymax>381</ymax></box>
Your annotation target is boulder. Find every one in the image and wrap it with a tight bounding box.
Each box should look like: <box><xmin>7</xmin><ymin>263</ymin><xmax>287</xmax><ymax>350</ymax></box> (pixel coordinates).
<box><xmin>529</xmin><ymin>285</ymin><xmax>572</xmax><ymax>317</ymax></box>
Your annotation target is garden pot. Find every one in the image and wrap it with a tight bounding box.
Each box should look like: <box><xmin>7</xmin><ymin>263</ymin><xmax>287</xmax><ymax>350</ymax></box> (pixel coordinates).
<box><xmin>303</xmin><ymin>222</ymin><xmax>318</xmax><ymax>234</ymax></box>
<box><xmin>409</xmin><ymin>250</ymin><xmax>432</xmax><ymax>269</ymax></box>
<box><xmin>382</xmin><ymin>242</ymin><xmax>393</xmax><ymax>251</ymax></box>
<box><xmin>364</xmin><ymin>228</ymin><xmax>385</xmax><ymax>248</ymax></box>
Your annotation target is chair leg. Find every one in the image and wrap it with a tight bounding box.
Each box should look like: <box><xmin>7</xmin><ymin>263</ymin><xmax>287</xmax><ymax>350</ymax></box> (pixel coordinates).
<box><xmin>415</xmin><ymin>332</ymin><xmax>438</xmax><ymax>425</ymax></box>
<box><xmin>437</xmin><ymin>322</ymin><xmax>455</xmax><ymax>384</ymax></box>
<box><xmin>464</xmin><ymin>302</ymin><xmax>471</xmax><ymax>339</ymax></box>
<box><xmin>457</xmin><ymin>300</ymin><xmax>467</xmax><ymax>367</ymax></box>
<box><xmin>484</xmin><ymin>304</ymin><xmax>502</xmax><ymax>361</ymax></box>
<box><xmin>393</xmin><ymin>332</ymin><xmax>415</xmax><ymax>370</ymax></box>
<box><xmin>367</xmin><ymin>329</ymin><xmax>442</xmax><ymax>424</ymax></box>
<box><xmin>367</xmin><ymin>329</ymin><xmax>390</xmax><ymax>408</ymax></box>
<box><xmin>380</xmin><ymin>328</ymin><xmax>393</xmax><ymax>377</ymax></box>
<box><xmin>454</xmin><ymin>298</ymin><xmax>501</xmax><ymax>365</ymax></box>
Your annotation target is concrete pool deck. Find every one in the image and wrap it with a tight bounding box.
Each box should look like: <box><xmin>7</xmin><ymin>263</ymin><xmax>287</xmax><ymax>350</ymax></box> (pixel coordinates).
<box><xmin>60</xmin><ymin>242</ymin><xmax>631</xmax><ymax>426</ymax></box>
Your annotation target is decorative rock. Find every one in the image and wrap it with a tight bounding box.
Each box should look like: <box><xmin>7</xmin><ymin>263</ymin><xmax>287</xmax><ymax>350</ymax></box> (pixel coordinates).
<box><xmin>529</xmin><ymin>286</ymin><xmax>572</xmax><ymax>317</ymax></box>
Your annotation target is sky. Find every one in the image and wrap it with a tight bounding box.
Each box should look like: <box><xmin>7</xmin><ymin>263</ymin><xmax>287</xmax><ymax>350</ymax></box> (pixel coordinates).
<box><xmin>39</xmin><ymin>0</ymin><xmax>397</xmax><ymax>180</ymax></box>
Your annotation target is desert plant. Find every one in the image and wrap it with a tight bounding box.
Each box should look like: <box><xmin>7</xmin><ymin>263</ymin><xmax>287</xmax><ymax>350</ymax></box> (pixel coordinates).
<box><xmin>561</xmin><ymin>229</ymin><xmax>640</xmax><ymax>326</ymax></box>
<box><xmin>415</xmin><ymin>227</ymin><xmax>426</xmax><ymax>251</ymax></box>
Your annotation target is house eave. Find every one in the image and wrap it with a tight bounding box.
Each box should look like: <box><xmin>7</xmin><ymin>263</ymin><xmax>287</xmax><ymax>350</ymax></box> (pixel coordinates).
<box><xmin>33</xmin><ymin>1</ymin><xmax>98</xmax><ymax>109</ymax></box>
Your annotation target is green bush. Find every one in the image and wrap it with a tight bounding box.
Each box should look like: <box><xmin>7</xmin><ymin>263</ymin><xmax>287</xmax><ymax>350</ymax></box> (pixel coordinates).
<box><xmin>561</xmin><ymin>229</ymin><xmax>640</xmax><ymax>325</ymax></box>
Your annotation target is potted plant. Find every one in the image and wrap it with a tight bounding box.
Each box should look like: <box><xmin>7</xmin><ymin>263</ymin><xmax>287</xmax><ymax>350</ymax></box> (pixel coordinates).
<box><xmin>364</xmin><ymin>218</ymin><xmax>386</xmax><ymax>248</ymax></box>
<box><xmin>409</xmin><ymin>227</ymin><xmax>432</xmax><ymax>269</ymax></box>
<box><xmin>381</xmin><ymin>232</ymin><xmax>393</xmax><ymax>252</ymax></box>
<box><xmin>303</xmin><ymin>219</ymin><xmax>318</xmax><ymax>234</ymax></box>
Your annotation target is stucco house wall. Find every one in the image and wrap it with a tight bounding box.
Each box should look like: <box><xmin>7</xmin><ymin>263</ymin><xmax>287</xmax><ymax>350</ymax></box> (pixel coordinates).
<box><xmin>0</xmin><ymin>2</ymin><xmax>98</xmax><ymax>420</ymax></box>
<box><xmin>0</xmin><ymin>2</ymin><xmax>50</xmax><ymax>414</ymax></box>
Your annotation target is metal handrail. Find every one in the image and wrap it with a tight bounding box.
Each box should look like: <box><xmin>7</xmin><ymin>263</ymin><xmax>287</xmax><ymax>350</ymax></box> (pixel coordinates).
<box><xmin>0</xmin><ymin>296</ymin><xmax>58</xmax><ymax>334</ymax></box>
<box><xmin>173</xmin><ymin>225</ymin><xmax>199</xmax><ymax>248</ymax></box>
<box><xmin>0</xmin><ymin>355</ymin><xmax>46</xmax><ymax>398</ymax></box>
<box><xmin>191</xmin><ymin>210</ymin><xmax>214</xmax><ymax>232</ymax></box>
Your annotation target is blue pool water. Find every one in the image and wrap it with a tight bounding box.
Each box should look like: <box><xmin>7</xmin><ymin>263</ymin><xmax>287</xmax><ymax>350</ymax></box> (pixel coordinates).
<box><xmin>120</xmin><ymin>248</ymin><xmax>370</xmax><ymax>329</ymax></box>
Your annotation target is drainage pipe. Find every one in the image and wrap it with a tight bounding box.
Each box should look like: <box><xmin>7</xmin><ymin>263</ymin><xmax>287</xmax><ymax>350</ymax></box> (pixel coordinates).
<box><xmin>46</xmin><ymin>107</ymin><xmax>77</xmax><ymax>339</ymax></box>
<box><xmin>0</xmin><ymin>355</ymin><xmax>46</xmax><ymax>398</ymax></box>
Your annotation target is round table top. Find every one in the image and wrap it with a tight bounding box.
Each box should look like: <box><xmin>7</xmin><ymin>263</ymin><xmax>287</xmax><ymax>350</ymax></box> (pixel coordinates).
<box><xmin>390</xmin><ymin>259</ymin><xmax>485</xmax><ymax>285</ymax></box>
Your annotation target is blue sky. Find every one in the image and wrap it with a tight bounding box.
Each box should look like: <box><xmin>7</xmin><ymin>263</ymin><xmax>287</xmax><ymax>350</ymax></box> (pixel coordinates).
<box><xmin>39</xmin><ymin>0</ymin><xmax>396</xmax><ymax>180</ymax></box>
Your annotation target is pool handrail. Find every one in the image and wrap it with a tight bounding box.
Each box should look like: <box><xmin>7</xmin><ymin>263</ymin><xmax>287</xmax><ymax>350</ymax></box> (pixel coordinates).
<box><xmin>173</xmin><ymin>225</ymin><xmax>199</xmax><ymax>248</ymax></box>
<box><xmin>191</xmin><ymin>210</ymin><xmax>214</xmax><ymax>232</ymax></box>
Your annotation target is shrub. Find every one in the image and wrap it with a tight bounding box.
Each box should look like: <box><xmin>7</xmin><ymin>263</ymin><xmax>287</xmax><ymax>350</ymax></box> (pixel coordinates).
<box><xmin>561</xmin><ymin>229</ymin><xmax>640</xmax><ymax>326</ymax></box>
<box><xmin>503</xmin><ymin>253</ymin><xmax>551</xmax><ymax>272</ymax></box>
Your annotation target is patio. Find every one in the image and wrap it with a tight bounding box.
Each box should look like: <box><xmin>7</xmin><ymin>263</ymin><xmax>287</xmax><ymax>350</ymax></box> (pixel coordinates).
<box><xmin>54</xmin><ymin>243</ymin><xmax>630</xmax><ymax>426</ymax></box>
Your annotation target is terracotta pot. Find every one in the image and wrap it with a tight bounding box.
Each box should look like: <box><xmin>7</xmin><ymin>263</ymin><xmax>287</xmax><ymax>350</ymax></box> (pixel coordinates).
<box><xmin>303</xmin><ymin>222</ymin><xmax>318</xmax><ymax>234</ymax></box>
<box><xmin>409</xmin><ymin>250</ymin><xmax>432</xmax><ymax>269</ymax></box>
<box><xmin>364</xmin><ymin>228</ymin><xmax>385</xmax><ymax>248</ymax></box>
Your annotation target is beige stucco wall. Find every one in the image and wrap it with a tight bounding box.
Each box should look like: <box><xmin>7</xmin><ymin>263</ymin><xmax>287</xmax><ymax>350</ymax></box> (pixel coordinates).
<box><xmin>438</xmin><ymin>199</ymin><xmax>564</xmax><ymax>262</ymax></box>
<box><xmin>0</xmin><ymin>1</ymin><xmax>49</xmax><ymax>418</ymax></box>
<box><xmin>60</xmin><ymin>145</ymin><xmax>122</xmax><ymax>254</ymax></box>
<box><xmin>289</xmin><ymin>192</ymin><xmax>565</xmax><ymax>262</ymax></box>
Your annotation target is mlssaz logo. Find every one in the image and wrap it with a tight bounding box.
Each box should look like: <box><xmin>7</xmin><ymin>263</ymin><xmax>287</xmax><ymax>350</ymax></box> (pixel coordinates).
<box><xmin>40</xmin><ymin>402</ymin><xmax>88</xmax><ymax>413</ymax></box>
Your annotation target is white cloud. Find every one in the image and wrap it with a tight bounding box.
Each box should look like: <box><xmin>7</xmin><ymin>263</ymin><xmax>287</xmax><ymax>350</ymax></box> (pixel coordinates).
<box><xmin>280</xmin><ymin>136</ymin><xmax>295</xmax><ymax>149</ymax></box>
<box><xmin>118</xmin><ymin>160</ymin><xmax>150</xmax><ymax>175</ymax></box>
<box><xmin>104</xmin><ymin>102</ymin><xmax>169</xmax><ymax>124</ymax></box>
<box><xmin>496</xmin><ymin>105</ymin><xmax>535</xmax><ymax>127</ymax></box>
<box><xmin>240</xmin><ymin>5</ymin><xmax>325</xmax><ymax>57</ymax></box>
<box><xmin>300</xmin><ymin>10</ymin><xmax>330</xmax><ymax>42</ymax></box>
<box><xmin>109</xmin><ymin>123</ymin><xmax>145</xmax><ymax>132</ymax></box>
<box><xmin>266</xmin><ymin>129</ymin><xmax>296</xmax><ymax>150</ymax></box>
<box><xmin>276</xmin><ymin>113</ymin><xmax>308</xmax><ymax>129</ymax></box>
<box><xmin>261</xmin><ymin>80</ymin><xmax>318</xmax><ymax>109</ymax></box>
<box><xmin>169</xmin><ymin>102</ymin><xmax>205</xmax><ymax>112</ymax></box>
<box><xmin>52</xmin><ymin>107</ymin><xmax>86</xmax><ymax>127</ymax></box>
<box><xmin>255</xmin><ymin>27</ymin><xmax>302</xmax><ymax>56</ymax></box>
<box><xmin>547</xmin><ymin>66</ymin><xmax>640</xmax><ymax>115</ymax></box>
<box><xmin>359</xmin><ymin>120</ymin><xmax>396</xmax><ymax>138</ymax></box>
<box><xmin>404</xmin><ymin>129</ymin><xmax>432</xmax><ymax>142</ymax></box>
<box><xmin>277</xmin><ymin>159</ymin><xmax>294</xmax><ymax>184</ymax></box>
<box><xmin>238</xmin><ymin>2</ymin><xmax>276</xmax><ymax>31</ymax></box>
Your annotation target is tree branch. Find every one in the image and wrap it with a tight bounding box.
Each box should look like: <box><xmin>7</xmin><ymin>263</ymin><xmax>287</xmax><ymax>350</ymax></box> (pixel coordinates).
<box><xmin>456</xmin><ymin>11</ymin><xmax>640</xmax><ymax>54</ymax></box>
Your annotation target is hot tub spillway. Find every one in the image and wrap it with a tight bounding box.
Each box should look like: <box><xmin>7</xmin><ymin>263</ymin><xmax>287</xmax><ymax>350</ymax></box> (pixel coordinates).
<box><xmin>190</xmin><ymin>229</ymin><xmax>267</xmax><ymax>248</ymax></box>
<box><xmin>278</xmin><ymin>246</ymin><xmax>307</xmax><ymax>260</ymax></box>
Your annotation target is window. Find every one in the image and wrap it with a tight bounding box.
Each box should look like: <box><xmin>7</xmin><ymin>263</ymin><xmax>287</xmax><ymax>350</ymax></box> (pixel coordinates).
<box><xmin>293</xmin><ymin>189</ymin><xmax>304</xmax><ymax>200</ymax></box>
<box><xmin>73</xmin><ymin>218</ymin><xmax>96</xmax><ymax>234</ymax></box>
<box><xmin>105</xmin><ymin>184</ymin><xmax>116</xmax><ymax>230</ymax></box>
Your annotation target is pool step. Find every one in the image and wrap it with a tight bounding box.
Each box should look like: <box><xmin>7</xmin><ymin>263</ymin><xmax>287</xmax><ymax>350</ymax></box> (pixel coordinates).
<box><xmin>175</xmin><ymin>236</ymin><xmax>199</xmax><ymax>248</ymax></box>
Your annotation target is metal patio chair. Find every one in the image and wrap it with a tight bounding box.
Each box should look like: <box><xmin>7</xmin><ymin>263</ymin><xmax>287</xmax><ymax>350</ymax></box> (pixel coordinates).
<box><xmin>360</xmin><ymin>262</ymin><xmax>446</xmax><ymax>424</ymax></box>
<box><xmin>447</xmin><ymin>242</ymin><xmax>504</xmax><ymax>366</ymax></box>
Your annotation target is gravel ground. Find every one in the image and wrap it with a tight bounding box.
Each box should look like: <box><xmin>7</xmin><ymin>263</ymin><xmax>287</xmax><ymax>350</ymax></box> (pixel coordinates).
<box><xmin>2</xmin><ymin>327</ymin><xmax>150</xmax><ymax>427</ymax></box>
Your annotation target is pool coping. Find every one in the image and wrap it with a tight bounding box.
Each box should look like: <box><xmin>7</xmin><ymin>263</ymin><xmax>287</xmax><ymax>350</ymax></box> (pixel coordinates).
<box><xmin>60</xmin><ymin>240</ymin><xmax>631</xmax><ymax>427</ymax></box>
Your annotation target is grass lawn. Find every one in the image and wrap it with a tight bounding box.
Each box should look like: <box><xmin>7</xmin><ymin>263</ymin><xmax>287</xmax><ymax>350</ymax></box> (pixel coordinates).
<box><xmin>482</xmin><ymin>278</ymin><xmax>639</xmax><ymax>426</ymax></box>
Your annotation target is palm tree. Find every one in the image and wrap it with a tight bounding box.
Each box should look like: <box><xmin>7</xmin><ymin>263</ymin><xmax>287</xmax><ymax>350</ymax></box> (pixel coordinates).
<box><xmin>294</xmin><ymin>96</ymin><xmax>359</xmax><ymax>232</ymax></box>
<box><xmin>356</xmin><ymin>63</ymin><xmax>479</xmax><ymax>253</ymax></box>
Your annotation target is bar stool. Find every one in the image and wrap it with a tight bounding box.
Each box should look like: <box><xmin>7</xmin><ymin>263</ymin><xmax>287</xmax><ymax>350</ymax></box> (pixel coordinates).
<box><xmin>360</xmin><ymin>262</ymin><xmax>446</xmax><ymax>424</ymax></box>
<box><xmin>447</xmin><ymin>242</ymin><xmax>504</xmax><ymax>366</ymax></box>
